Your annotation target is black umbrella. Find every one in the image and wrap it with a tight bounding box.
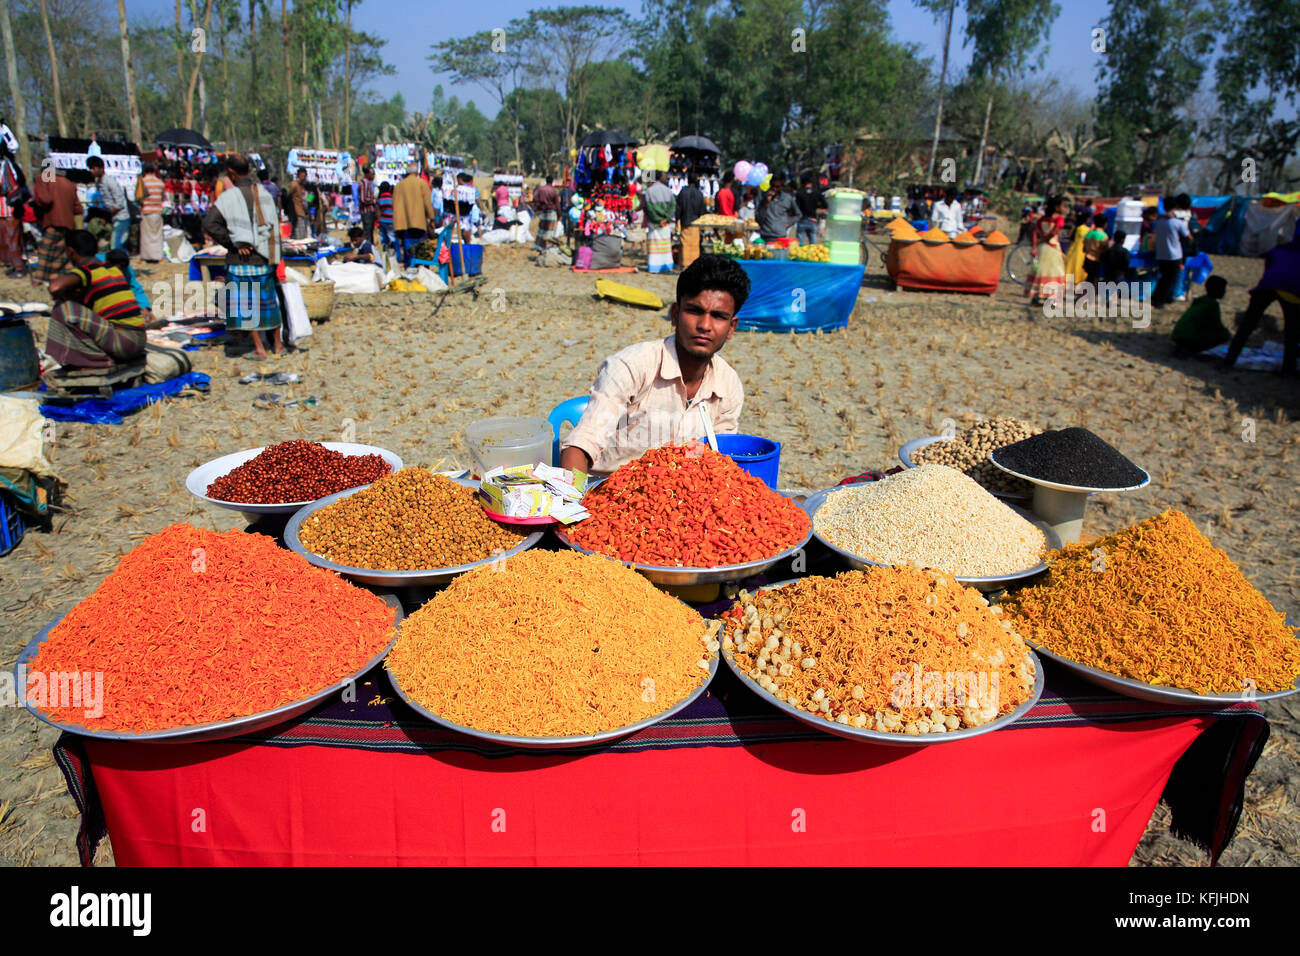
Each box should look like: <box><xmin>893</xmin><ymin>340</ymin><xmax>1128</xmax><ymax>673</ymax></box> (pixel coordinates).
<box><xmin>580</xmin><ymin>129</ymin><xmax>636</xmax><ymax>148</ymax></box>
<box><xmin>671</xmin><ymin>135</ymin><xmax>720</xmax><ymax>154</ymax></box>
<box><xmin>155</xmin><ymin>127</ymin><xmax>214</xmax><ymax>150</ymax></box>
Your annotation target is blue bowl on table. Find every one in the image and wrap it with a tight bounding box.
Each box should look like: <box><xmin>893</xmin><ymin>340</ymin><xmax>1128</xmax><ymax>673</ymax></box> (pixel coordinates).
<box><xmin>709</xmin><ymin>434</ymin><xmax>781</xmax><ymax>488</ymax></box>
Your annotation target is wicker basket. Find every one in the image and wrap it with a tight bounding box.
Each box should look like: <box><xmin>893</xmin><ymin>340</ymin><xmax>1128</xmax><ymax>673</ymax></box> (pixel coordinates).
<box><xmin>298</xmin><ymin>280</ymin><xmax>336</xmax><ymax>321</ymax></box>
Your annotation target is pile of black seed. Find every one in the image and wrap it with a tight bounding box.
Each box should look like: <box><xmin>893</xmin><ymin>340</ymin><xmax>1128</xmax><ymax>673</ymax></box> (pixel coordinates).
<box><xmin>991</xmin><ymin>428</ymin><xmax>1146</xmax><ymax>488</ymax></box>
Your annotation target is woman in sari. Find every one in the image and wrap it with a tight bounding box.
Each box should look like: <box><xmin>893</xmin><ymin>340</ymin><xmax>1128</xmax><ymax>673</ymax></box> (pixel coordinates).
<box><xmin>203</xmin><ymin>155</ymin><xmax>285</xmax><ymax>360</ymax></box>
<box><xmin>1062</xmin><ymin>210</ymin><xmax>1090</xmax><ymax>285</ymax></box>
<box><xmin>1026</xmin><ymin>197</ymin><xmax>1067</xmax><ymax>305</ymax></box>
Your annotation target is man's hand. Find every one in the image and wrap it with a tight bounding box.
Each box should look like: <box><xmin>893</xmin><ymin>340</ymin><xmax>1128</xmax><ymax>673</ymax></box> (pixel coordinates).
<box><xmin>236</xmin><ymin>243</ymin><xmax>254</xmax><ymax>256</ymax></box>
<box><xmin>558</xmin><ymin>445</ymin><xmax>592</xmax><ymax>474</ymax></box>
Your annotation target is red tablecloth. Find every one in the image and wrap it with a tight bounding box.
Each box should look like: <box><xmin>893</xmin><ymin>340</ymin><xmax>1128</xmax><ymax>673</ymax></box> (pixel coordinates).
<box><xmin>77</xmin><ymin>719</ymin><xmax>1202</xmax><ymax>866</ymax></box>
<box><xmin>54</xmin><ymin>650</ymin><xmax>1266</xmax><ymax>866</ymax></box>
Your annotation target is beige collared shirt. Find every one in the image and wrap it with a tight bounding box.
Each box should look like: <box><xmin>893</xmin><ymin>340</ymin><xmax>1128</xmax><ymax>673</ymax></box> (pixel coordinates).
<box><xmin>562</xmin><ymin>336</ymin><xmax>744</xmax><ymax>475</ymax></box>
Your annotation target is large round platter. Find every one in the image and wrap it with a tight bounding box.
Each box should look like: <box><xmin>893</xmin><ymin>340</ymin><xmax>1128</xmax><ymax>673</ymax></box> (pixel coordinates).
<box><xmin>553</xmin><ymin>520</ymin><xmax>813</xmax><ymax>587</ymax></box>
<box><xmin>988</xmin><ymin>453</ymin><xmax>1151</xmax><ymax>494</ymax></box>
<box><xmin>722</xmin><ymin>580</ymin><xmax>1043</xmax><ymax>745</ymax></box>
<box><xmin>286</xmin><ymin>478</ymin><xmax>543</xmax><ymax>587</ymax></box>
<box><xmin>898</xmin><ymin>434</ymin><xmax>1030</xmax><ymax>501</ymax></box>
<box><xmin>16</xmin><ymin>596</ymin><xmax>403</xmax><ymax>743</ymax></box>
<box><xmin>186</xmin><ymin>443</ymin><xmax>403</xmax><ymax>517</ymax></box>
<box><xmin>802</xmin><ymin>486</ymin><xmax>1060</xmax><ymax>590</ymax></box>
<box><xmin>1020</xmin><ymin>638</ymin><xmax>1300</xmax><ymax>706</ymax></box>
<box><xmin>386</xmin><ymin>650</ymin><xmax>718</xmax><ymax>750</ymax></box>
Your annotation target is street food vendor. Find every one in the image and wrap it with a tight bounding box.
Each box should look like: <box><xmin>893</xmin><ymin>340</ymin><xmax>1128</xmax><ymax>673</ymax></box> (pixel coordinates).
<box><xmin>559</xmin><ymin>254</ymin><xmax>750</xmax><ymax>476</ymax></box>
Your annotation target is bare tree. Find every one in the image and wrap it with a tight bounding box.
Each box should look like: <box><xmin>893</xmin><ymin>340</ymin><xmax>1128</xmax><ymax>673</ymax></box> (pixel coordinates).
<box><xmin>39</xmin><ymin>0</ymin><xmax>67</xmax><ymax>136</ymax></box>
<box><xmin>116</xmin><ymin>0</ymin><xmax>142</xmax><ymax>144</ymax></box>
<box><xmin>0</xmin><ymin>0</ymin><xmax>29</xmax><ymax>173</ymax></box>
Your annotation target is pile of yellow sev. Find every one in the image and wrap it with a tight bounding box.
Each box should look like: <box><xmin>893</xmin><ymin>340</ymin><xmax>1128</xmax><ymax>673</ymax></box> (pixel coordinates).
<box><xmin>1000</xmin><ymin>509</ymin><xmax>1300</xmax><ymax>695</ymax></box>
<box><xmin>723</xmin><ymin>568</ymin><xmax>1036</xmax><ymax>734</ymax></box>
<box><xmin>386</xmin><ymin>550</ymin><xmax>717</xmax><ymax>737</ymax></box>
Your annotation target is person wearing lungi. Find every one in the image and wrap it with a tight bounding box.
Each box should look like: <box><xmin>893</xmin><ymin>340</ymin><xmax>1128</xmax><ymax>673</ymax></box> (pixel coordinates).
<box><xmin>44</xmin><ymin>229</ymin><xmax>146</xmax><ymax>370</ymax></box>
<box><xmin>203</xmin><ymin>154</ymin><xmax>285</xmax><ymax>360</ymax></box>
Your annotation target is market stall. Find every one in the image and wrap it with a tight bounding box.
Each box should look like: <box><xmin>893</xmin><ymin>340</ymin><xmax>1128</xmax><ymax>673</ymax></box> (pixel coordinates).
<box><xmin>669</xmin><ymin>135</ymin><xmax>721</xmax><ymax>205</ymax></box>
<box><xmin>19</xmin><ymin>431</ymin><xmax>1299</xmax><ymax>868</ymax></box>
<box><xmin>884</xmin><ymin>226</ymin><xmax>1010</xmax><ymax>294</ymax></box>
<box><xmin>372</xmin><ymin>142</ymin><xmax>421</xmax><ymax>186</ymax></box>
<box><xmin>574</xmin><ymin>130</ymin><xmax>638</xmax><ymax>237</ymax></box>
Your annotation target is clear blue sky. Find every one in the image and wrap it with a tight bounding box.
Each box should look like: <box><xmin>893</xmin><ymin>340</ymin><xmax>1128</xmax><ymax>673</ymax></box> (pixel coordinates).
<box><xmin>132</xmin><ymin>0</ymin><xmax>1105</xmax><ymax>115</ymax></box>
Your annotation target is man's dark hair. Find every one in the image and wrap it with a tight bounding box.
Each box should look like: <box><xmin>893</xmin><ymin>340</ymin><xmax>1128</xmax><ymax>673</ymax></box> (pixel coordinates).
<box><xmin>1175</xmin><ymin>192</ymin><xmax>1192</xmax><ymax>210</ymax></box>
<box><xmin>1112</xmin><ymin>229</ymin><xmax>1126</xmax><ymax>244</ymax></box>
<box><xmin>1092</xmin><ymin>213</ymin><xmax>1108</xmax><ymax>227</ymax></box>
<box><xmin>801</xmin><ymin>171</ymin><xmax>813</xmax><ymax>186</ymax></box>
<box><xmin>86</xmin><ymin>156</ymin><xmax>104</xmax><ymax>171</ymax></box>
<box><xmin>104</xmin><ymin>247</ymin><xmax>130</xmax><ymax>270</ymax></box>
<box><xmin>141</xmin><ymin>161</ymin><xmax>155</xmax><ymax>174</ymax></box>
<box><xmin>1205</xmin><ymin>275</ymin><xmax>1228</xmax><ymax>297</ymax></box>
<box><xmin>66</xmin><ymin>229</ymin><xmax>98</xmax><ymax>258</ymax></box>
<box><xmin>226</xmin><ymin>154</ymin><xmax>250</xmax><ymax>176</ymax></box>
<box><xmin>348</xmin><ymin>225</ymin><xmax>363</xmax><ymax>239</ymax></box>
<box><xmin>546</xmin><ymin>174</ymin><xmax>554</xmax><ymax>185</ymax></box>
<box><xmin>379</xmin><ymin>181</ymin><xmax>392</xmax><ymax>193</ymax></box>
<box><xmin>721</xmin><ymin>170</ymin><xmax>734</xmax><ymax>185</ymax></box>
<box><xmin>677</xmin><ymin>253</ymin><xmax>750</xmax><ymax>313</ymax></box>
<box><xmin>258</xmin><ymin>166</ymin><xmax>270</xmax><ymax>181</ymax></box>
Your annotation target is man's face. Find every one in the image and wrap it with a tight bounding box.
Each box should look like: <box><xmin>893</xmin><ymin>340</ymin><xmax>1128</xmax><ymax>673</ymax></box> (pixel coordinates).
<box><xmin>297</xmin><ymin>171</ymin><xmax>306</xmax><ymax>183</ymax></box>
<box><xmin>672</xmin><ymin>289</ymin><xmax>738</xmax><ymax>362</ymax></box>
<box><xmin>350</xmin><ymin>235</ymin><xmax>363</xmax><ymax>248</ymax></box>
<box><xmin>90</xmin><ymin>166</ymin><xmax>103</xmax><ymax>181</ymax></box>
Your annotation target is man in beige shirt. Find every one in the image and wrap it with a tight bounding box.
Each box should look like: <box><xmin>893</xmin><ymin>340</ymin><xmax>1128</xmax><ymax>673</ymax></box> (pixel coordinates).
<box><xmin>560</xmin><ymin>255</ymin><xmax>750</xmax><ymax>475</ymax></box>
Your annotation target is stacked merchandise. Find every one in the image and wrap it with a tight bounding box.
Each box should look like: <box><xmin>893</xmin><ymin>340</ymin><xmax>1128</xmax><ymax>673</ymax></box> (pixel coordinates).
<box><xmin>575</xmin><ymin>143</ymin><xmax>637</xmax><ymax>236</ymax></box>
<box><xmin>825</xmin><ymin>189</ymin><xmax>865</xmax><ymax>264</ymax></box>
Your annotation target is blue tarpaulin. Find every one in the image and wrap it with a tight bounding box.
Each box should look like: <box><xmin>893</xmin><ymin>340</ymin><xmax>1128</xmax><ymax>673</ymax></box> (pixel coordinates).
<box><xmin>40</xmin><ymin>372</ymin><xmax>211</xmax><ymax>425</ymax></box>
<box><xmin>735</xmin><ymin>261</ymin><xmax>864</xmax><ymax>333</ymax></box>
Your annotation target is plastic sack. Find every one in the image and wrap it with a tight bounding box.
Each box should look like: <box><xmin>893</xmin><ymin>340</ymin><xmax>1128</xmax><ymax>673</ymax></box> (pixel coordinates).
<box><xmin>1185</xmin><ymin>252</ymin><xmax>1213</xmax><ymax>286</ymax></box>
<box><xmin>281</xmin><ymin>283</ymin><xmax>312</xmax><ymax>344</ymax></box>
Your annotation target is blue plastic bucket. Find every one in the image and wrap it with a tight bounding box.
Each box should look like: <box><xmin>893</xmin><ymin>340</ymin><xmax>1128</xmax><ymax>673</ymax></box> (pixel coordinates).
<box><xmin>0</xmin><ymin>318</ymin><xmax>41</xmax><ymax>392</ymax></box>
<box><xmin>712</xmin><ymin>434</ymin><xmax>781</xmax><ymax>488</ymax></box>
<box><xmin>450</xmin><ymin>243</ymin><xmax>484</xmax><ymax>276</ymax></box>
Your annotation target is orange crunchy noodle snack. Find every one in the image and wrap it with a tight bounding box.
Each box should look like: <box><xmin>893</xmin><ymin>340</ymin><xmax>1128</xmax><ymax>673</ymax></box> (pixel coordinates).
<box><xmin>722</xmin><ymin>568</ymin><xmax>1036</xmax><ymax>735</ymax></box>
<box><xmin>1001</xmin><ymin>510</ymin><xmax>1300</xmax><ymax>695</ymax></box>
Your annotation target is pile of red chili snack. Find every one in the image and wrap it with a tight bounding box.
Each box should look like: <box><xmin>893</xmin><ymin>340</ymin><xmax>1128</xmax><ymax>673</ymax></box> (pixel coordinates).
<box><xmin>568</xmin><ymin>445</ymin><xmax>810</xmax><ymax>567</ymax></box>
<box><xmin>26</xmin><ymin>524</ymin><xmax>396</xmax><ymax>733</ymax></box>
<box><xmin>206</xmin><ymin>440</ymin><xmax>391</xmax><ymax>504</ymax></box>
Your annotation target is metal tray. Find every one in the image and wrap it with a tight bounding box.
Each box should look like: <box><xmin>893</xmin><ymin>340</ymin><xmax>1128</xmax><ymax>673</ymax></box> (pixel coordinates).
<box><xmin>803</xmin><ymin>486</ymin><xmax>1059</xmax><ymax>590</ymax></box>
<box><xmin>721</xmin><ymin>580</ymin><xmax>1044</xmax><ymax>745</ymax></box>
<box><xmin>387</xmin><ymin>651</ymin><xmax>719</xmax><ymax>750</ymax></box>
<box><xmin>553</xmin><ymin>525</ymin><xmax>812</xmax><ymax>586</ymax></box>
<box><xmin>898</xmin><ymin>435</ymin><xmax>1030</xmax><ymax>501</ymax></box>
<box><xmin>186</xmin><ymin>443</ymin><xmax>403</xmax><ymax>518</ymax></box>
<box><xmin>988</xmin><ymin>453</ymin><xmax>1150</xmax><ymax>494</ymax></box>
<box><xmin>285</xmin><ymin>478</ymin><xmax>543</xmax><ymax>587</ymax></box>
<box><xmin>15</xmin><ymin>596</ymin><xmax>403</xmax><ymax>743</ymax></box>
<box><xmin>1022</xmin><ymin>639</ymin><xmax>1300</xmax><ymax>706</ymax></box>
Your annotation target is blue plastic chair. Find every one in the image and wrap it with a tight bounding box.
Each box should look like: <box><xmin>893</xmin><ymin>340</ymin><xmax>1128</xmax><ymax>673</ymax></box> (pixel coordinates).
<box><xmin>548</xmin><ymin>396</ymin><xmax>590</xmax><ymax>465</ymax></box>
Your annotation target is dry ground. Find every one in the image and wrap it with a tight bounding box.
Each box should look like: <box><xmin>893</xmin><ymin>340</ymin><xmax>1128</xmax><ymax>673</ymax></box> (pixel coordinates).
<box><xmin>1</xmin><ymin>239</ymin><xmax>1296</xmax><ymax>866</ymax></box>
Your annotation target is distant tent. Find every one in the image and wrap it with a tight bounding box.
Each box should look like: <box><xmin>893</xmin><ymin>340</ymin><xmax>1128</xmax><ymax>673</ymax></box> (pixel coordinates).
<box><xmin>1198</xmin><ymin>196</ymin><xmax>1251</xmax><ymax>255</ymax></box>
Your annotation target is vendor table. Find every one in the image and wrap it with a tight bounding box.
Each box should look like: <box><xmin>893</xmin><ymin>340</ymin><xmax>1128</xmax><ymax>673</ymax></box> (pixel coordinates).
<box><xmin>51</xmin><ymin>545</ymin><xmax>1266</xmax><ymax>867</ymax></box>
<box><xmin>734</xmin><ymin>260</ymin><xmax>865</xmax><ymax>333</ymax></box>
<box><xmin>885</xmin><ymin>240</ymin><xmax>1007</xmax><ymax>294</ymax></box>
<box><xmin>187</xmin><ymin>250</ymin><xmax>335</xmax><ymax>283</ymax></box>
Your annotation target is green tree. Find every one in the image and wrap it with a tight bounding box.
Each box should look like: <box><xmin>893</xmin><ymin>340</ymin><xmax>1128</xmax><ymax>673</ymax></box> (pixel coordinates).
<box><xmin>430</xmin><ymin>18</ymin><xmax>535</xmax><ymax>167</ymax></box>
<box><xmin>1094</xmin><ymin>0</ymin><xmax>1216</xmax><ymax>190</ymax></box>
<box><xmin>963</xmin><ymin>0</ymin><xmax>1059</xmax><ymax>186</ymax></box>
<box><xmin>1211</xmin><ymin>0</ymin><xmax>1300</xmax><ymax>191</ymax></box>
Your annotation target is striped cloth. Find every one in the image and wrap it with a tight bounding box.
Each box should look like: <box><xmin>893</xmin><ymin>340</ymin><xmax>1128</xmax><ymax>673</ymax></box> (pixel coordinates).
<box><xmin>33</xmin><ymin>227</ymin><xmax>70</xmax><ymax>283</ymax></box>
<box><xmin>223</xmin><ymin>263</ymin><xmax>282</xmax><ymax>332</ymax></box>
<box><xmin>647</xmin><ymin>223</ymin><xmax>673</xmax><ymax>273</ymax></box>
<box><xmin>44</xmin><ymin>301</ymin><xmax>146</xmax><ymax>369</ymax></box>
<box><xmin>70</xmin><ymin>263</ymin><xmax>143</xmax><ymax>325</ymax></box>
<box><xmin>139</xmin><ymin>174</ymin><xmax>165</xmax><ymax>216</ymax></box>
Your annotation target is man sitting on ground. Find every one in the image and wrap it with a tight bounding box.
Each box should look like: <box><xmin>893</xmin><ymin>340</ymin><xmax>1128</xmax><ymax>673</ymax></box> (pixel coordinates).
<box><xmin>45</xmin><ymin>229</ymin><xmax>146</xmax><ymax>370</ymax></box>
<box><xmin>1171</xmin><ymin>275</ymin><xmax>1230</xmax><ymax>355</ymax></box>
<box><xmin>339</xmin><ymin>225</ymin><xmax>375</xmax><ymax>263</ymax></box>
<box><xmin>559</xmin><ymin>254</ymin><xmax>750</xmax><ymax>476</ymax></box>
